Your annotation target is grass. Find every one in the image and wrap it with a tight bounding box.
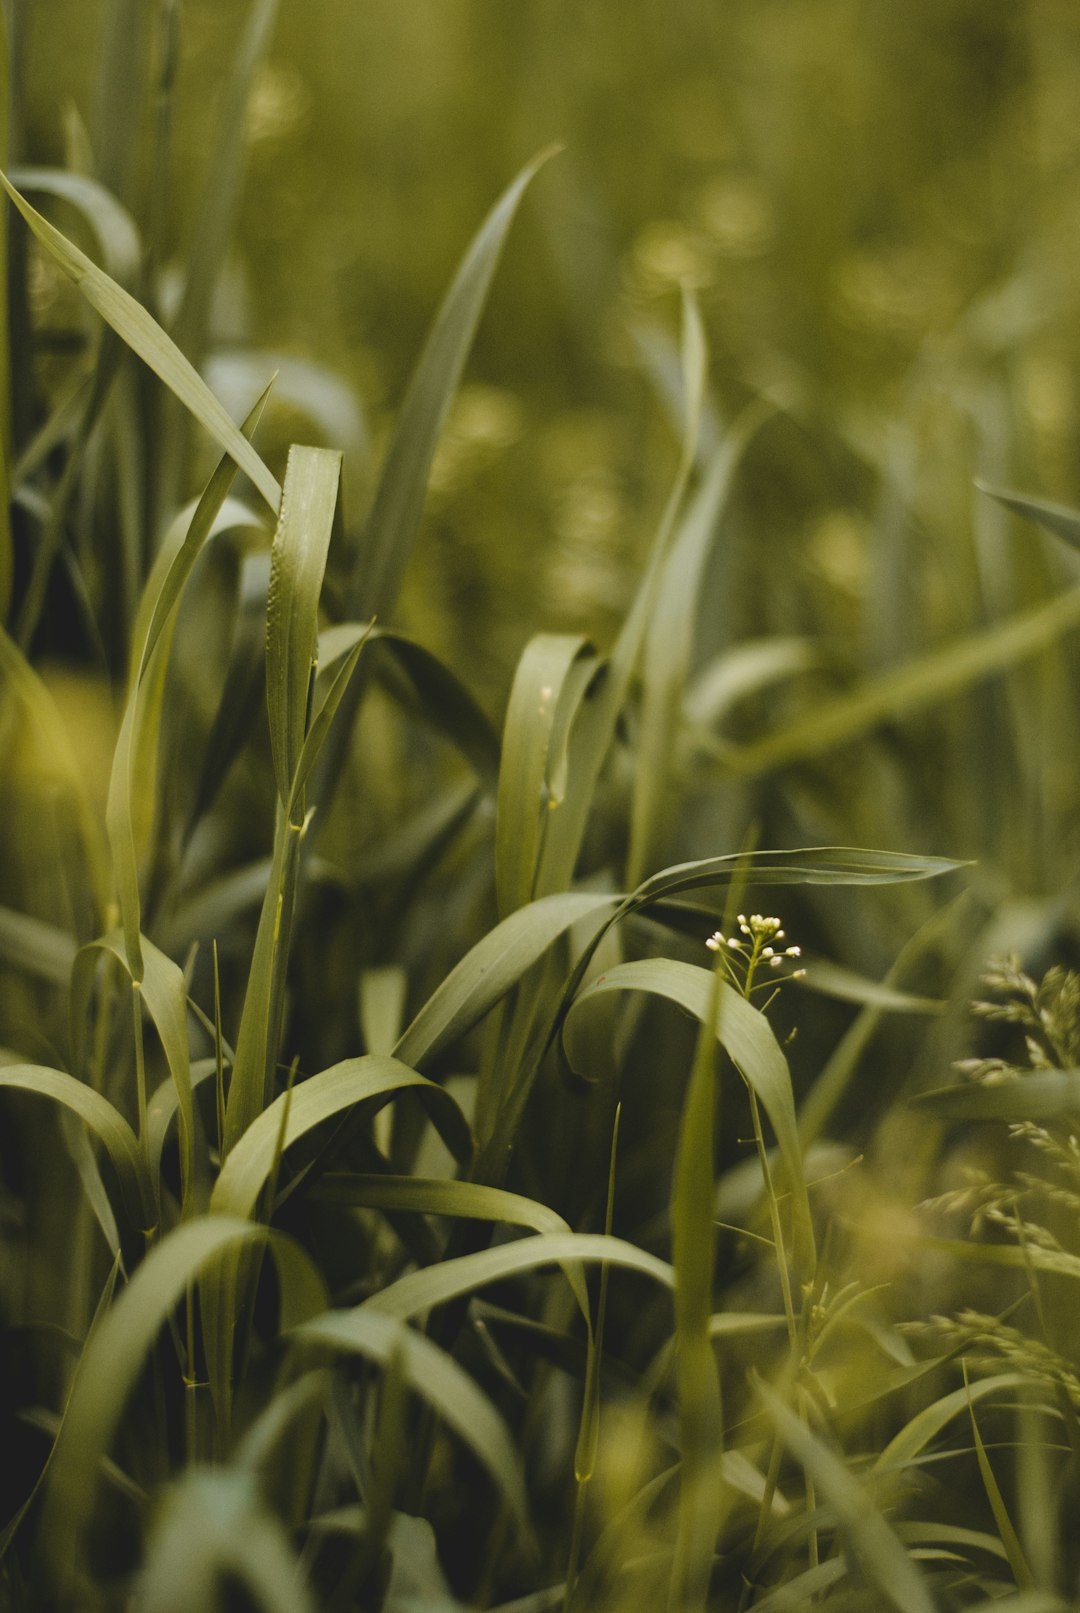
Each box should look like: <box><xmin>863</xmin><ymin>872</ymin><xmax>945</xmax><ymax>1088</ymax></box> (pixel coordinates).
<box><xmin>6</xmin><ymin>4</ymin><xmax>1080</xmax><ymax>1611</ymax></box>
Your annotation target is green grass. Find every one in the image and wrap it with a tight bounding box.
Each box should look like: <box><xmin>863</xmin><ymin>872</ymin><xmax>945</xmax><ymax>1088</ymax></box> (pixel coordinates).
<box><xmin>7</xmin><ymin>5</ymin><xmax>1080</xmax><ymax>1611</ymax></box>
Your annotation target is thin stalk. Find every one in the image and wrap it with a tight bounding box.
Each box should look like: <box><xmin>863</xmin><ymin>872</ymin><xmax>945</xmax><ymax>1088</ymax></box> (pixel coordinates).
<box><xmin>131</xmin><ymin>978</ymin><xmax>148</xmax><ymax>1162</ymax></box>
<box><xmin>747</xmin><ymin>1088</ymin><xmax>797</xmax><ymax>1348</ymax></box>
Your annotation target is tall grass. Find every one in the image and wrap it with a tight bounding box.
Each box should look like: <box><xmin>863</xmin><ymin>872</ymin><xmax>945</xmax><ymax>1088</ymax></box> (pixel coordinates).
<box><xmin>5</xmin><ymin>5</ymin><xmax>1080</xmax><ymax>1612</ymax></box>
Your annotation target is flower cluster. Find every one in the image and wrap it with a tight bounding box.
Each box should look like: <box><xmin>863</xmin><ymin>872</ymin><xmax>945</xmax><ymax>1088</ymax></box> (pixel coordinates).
<box><xmin>706</xmin><ymin>913</ymin><xmax>805</xmax><ymax>998</ymax></box>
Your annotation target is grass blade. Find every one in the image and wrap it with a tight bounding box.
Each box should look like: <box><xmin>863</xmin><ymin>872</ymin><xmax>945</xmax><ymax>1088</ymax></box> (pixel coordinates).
<box><xmin>669</xmin><ymin>969</ymin><xmax>725</xmax><ymax>1612</ymax></box>
<box><xmin>347</xmin><ymin>147</ymin><xmax>558</xmax><ymax>620</ymax></box>
<box><xmin>564</xmin><ymin>959</ymin><xmax>814</xmax><ymax>1276</ymax></box>
<box><xmin>496</xmin><ymin>633</ymin><xmax>592</xmax><ymax>916</ymax></box>
<box><xmin>394</xmin><ymin>891</ymin><xmax>617</xmax><ymax>1073</ymax></box>
<box><xmin>721</xmin><ymin>584</ymin><xmax>1080</xmax><ymax>777</ymax></box>
<box><xmin>758</xmin><ymin>1378</ymin><xmax>936</xmax><ymax>1613</ymax></box>
<box><xmin>39</xmin><ymin>1216</ymin><xmax>325</xmax><ymax>1597</ymax></box>
<box><xmin>0</xmin><ymin>169</ymin><xmax>280</xmax><ymax>511</ymax></box>
<box><xmin>0</xmin><ymin>1063</ymin><xmax>151</xmax><ymax>1245</ymax></box>
<box><xmin>365</xmin><ymin>1231</ymin><xmax>673</xmax><ymax>1325</ymax></box>
<box><xmin>266</xmin><ymin>445</ymin><xmax>342</xmax><ymax>810</ymax></box>
<box><xmin>212</xmin><ymin>1056</ymin><xmax>473</xmax><ymax>1221</ymax></box>
<box><xmin>293</xmin><ymin>1306</ymin><xmax>528</xmax><ymax>1533</ymax></box>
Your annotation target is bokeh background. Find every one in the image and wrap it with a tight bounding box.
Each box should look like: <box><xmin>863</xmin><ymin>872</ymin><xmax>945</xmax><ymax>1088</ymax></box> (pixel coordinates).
<box><xmin>17</xmin><ymin>0</ymin><xmax>1080</xmax><ymax>693</ymax></box>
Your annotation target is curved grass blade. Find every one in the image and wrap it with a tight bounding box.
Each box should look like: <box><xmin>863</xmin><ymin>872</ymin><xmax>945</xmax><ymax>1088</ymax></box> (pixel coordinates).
<box><xmin>629</xmin><ymin>403</ymin><xmax>769</xmax><ymax>885</ymax></box>
<box><xmin>685</xmin><ymin>636</ymin><xmax>820</xmax><ymax>730</ymax></box>
<box><xmin>565</xmin><ymin>959</ymin><xmax>813</xmax><ymax>1273</ymax></box>
<box><xmin>372</xmin><ymin>628</ymin><xmax>501</xmax><ymax>789</ymax></box>
<box><xmin>138</xmin><ymin>1465</ymin><xmax>315</xmax><ymax>1613</ymax></box>
<box><xmin>0</xmin><ymin>1063</ymin><xmax>151</xmax><ymax>1241</ymax></box>
<box><xmin>966</xmin><ymin>1367</ymin><xmax>1033</xmax><ymax>1591</ymax></box>
<box><xmin>365</xmin><ymin>1231</ymin><xmax>673</xmax><ymax>1326</ymax></box>
<box><xmin>76</xmin><ymin>931</ymin><xmax>196</xmax><ymax>1215</ymax></box>
<box><xmin>170</xmin><ymin>0</ymin><xmax>280</xmax><ymax>363</ymax></box>
<box><xmin>534</xmin><ymin>294</ymin><xmax>707</xmax><ymax>896</ymax></box>
<box><xmin>757</xmin><ymin>1378</ymin><xmax>936</xmax><ymax>1613</ymax></box>
<box><xmin>293</xmin><ymin>1306</ymin><xmax>528</xmax><ymax>1533</ymax></box>
<box><xmin>724</xmin><ymin>584</ymin><xmax>1080</xmax><ymax>777</ymax></box>
<box><xmin>977</xmin><ymin>483</ymin><xmax>1080</xmax><ymax>552</ymax></box>
<box><xmin>267</xmin><ymin>445</ymin><xmax>342</xmax><ymax>810</ymax></box>
<box><xmin>38</xmin><ymin>1216</ymin><xmax>326</xmax><ymax>1596</ymax></box>
<box><xmin>797</xmin><ymin>957</ymin><xmax>943</xmax><ymax>1014</ymax></box>
<box><xmin>0</xmin><ymin>170</ymin><xmax>280</xmax><ymax>511</ymax></box>
<box><xmin>670</xmin><ymin>968</ymin><xmax>725</xmax><ymax>1612</ymax></box>
<box><xmin>874</xmin><ymin>1373</ymin><xmax>1031</xmax><ymax>1475</ymax></box>
<box><xmin>107</xmin><ymin>401</ymin><xmax>271</xmax><ymax>975</ymax></box>
<box><xmin>347</xmin><ymin>146</ymin><xmax>559</xmax><ymax>620</ymax></box>
<box><xmin>496</xmin><ymin>633</ymin><xmax>592</xmax><ymax>916</ymax></box>
<box><xmin>393</xmin><ymin>891</ymin><xmax>617</xmax><ymax>1073</ymax></box>
<box><xmin>212</xmin><ymin>1056</ymin><xmax>472</xmax><ymax>1221</ymax></box>
<box><xmin>913</xmin><ymin>1071</ymin><xmax>1080</xmax><ymax>1123</ymax></box>
<box><xmin>0</xmin><ymin>904</ymin><xmax>77</xmax><ymax>985</ymax></box>
<box><xmin>9</xmin><ymin>166</ymin><xmax>140</xmax><ymax>284</ymax></box>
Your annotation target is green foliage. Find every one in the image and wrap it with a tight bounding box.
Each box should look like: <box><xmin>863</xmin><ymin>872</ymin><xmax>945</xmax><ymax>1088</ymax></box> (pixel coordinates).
<box><xmin>8</xmin><ymin>6</ymin><xmax>1080</xmax><ymax>1612</ymax></box>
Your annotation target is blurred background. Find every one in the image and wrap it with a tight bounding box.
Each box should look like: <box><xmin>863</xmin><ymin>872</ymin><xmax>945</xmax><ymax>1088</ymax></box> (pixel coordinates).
<box><xmin>17</xmin><ymin>0</ymin><xmax>1080</xmax><ymax>693</ymax></box>
<box><xmin>13</xmin><ymin>0</ymin><xmax>1080</xmax><ymax>954</ymax></box>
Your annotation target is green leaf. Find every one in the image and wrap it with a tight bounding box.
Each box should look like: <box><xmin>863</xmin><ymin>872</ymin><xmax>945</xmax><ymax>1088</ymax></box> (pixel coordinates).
<box><xmin>137</xmin><ymin>1466</ymin><xmax>316</xmax><ymax>1613</ymax></box>
<box><xmin>874</xmin><ymin>1373</ymin><xmax>1031</xmax><ymax>1474</ymax></box>
<box><xmin>365</xmin><ymin>1231</ymin><xmax>673</xmax><ymax>1325</ymax></box>
<box><xmin>171</xmin><ymin>0</ymin><xmax>280</xmax><ymax>363</ymax></box>
<box><xmin>724</xmin><ymin>584</ymin><xmax>1080</xmax><ymax>776</ymax></box>
<box><xmin>347</xmin><ymin>147</ymin><xmax>559</xmax><ymax>620</ymax></box>
<box><xmin>0</xmin><ymin>169</ymin><xmax>280</xmax><ymax>511</ymax></box>
<box><xmin>496</xmin><ymin>633</ymin><xmax>592</xmax><ymax>916</ymax></box>
<box><xmin>293</xmin><ymin>1306</ymin><xmax>528</xmax><ymax>1532</ymax></box>
<box><xmin>372</xmin><ymin>628</ymin><xmax>502</xmax><ymax>789</ymax></box>
<box><xmin>797</xmin><ymin>957</ymin><xmax>944</xmax><ymax>1014</ymax></box>
<box><xmin>394</xmin><ymin>891</ymin><xmax>617</xmax><ymax>1073</ymax></box>
<box><xmin>966</xmin><ymin>1368</ymin><xmax>1033</xmax><ymax>1590</ymax></box>
<box><xmin>10</xmin><ymin>166</ymin><xmax>140</xmax><ymax>285</ymax></box>
<box><xmin>533</xmin><ymin>294</ymin><xmax>708</xmax><ymax>895</ymax></box>
<box><xmin>212</xmin><ymin>1056</ymin><xmax>473</xmax><ymax>1221</ymax></box>
<box><xmin>670</xmin><ymin>967</ymin><xmax>725</xmax><ymax>1613</ymax></box>
<box><xmin>629</xmin><ymin>404</ymin><xmax>768</xmax><ymax>885</ymax></box>
<box><xmin>0</xmin><ymin>904</ymin><xmax>76</xmax><ymax>985</ymax></box>
<box><xmin>564</xmin><ymin>960</ymin><xmax>814</xmax><ymax>1275</ymax></box>
<box><xmin>266</xmin><ymin>445</ymin><xmax>343</xmax><ymax>810</ymax></box>
<box><xmin>912</xmin><ymin>1072</ymin><xmax>1080</xmax><ymax>1123</ymax></box>
<box><xmin>977</xmin><ymin>482</ymin><xmax>1080</xmax><ymax>552</ymax></box>
<box><xmin>39</xmin><ymin>1216</ymin><xmax>325</xmax><ymax>1597</ymax></box>
<box><xmin>758</xmin><ymin>1378</ymin><xmax>936</xmax><ymax>1613</ymax></box>
<box><xmin>106</xmin><ymin>401</ymin><xmax>270</xmax><ymax>975</ymax></box>
<box><xmin>0</xmin><ymin>1063</ymin><xmax>151</xmax><ymax>1240</ymax></box>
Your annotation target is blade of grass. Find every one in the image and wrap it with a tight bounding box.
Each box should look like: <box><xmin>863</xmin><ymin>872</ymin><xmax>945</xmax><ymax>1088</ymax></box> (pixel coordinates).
<box><xmin>347</xmin><ymin>146</ymin><xmax>559</xmax><ymax>621</ymax></box>
<box><xmin>0</xmin><ymin>169</ymin><xmax>280</xmax><ymax>511</ymax></box>
<box><xmin>965</xmin><ymin>1362</ymin><xmax>1034</xmax><ymax>1590</ymax></box>
<box><xmin>669</xmin><ymin>970</ymin><xmax>725</xmax><ymax>1613</ymax></box>
<box><xmin>757</xmin><ymin>1377</ymin><xmax>936</xmax><ymax>1613</ymax></box>
<box><xmin>292</xmin><ymin>1306</ymin><xmax>528</xmax><ymax>1535</ymax></box>
<box><xmin>39</xmin><ymin>1216</ymin><xmax>326</xmax><ymax>1598</ymax></box>
<box><xmin>0</xmin><ymin>1063</ymin><xmax>152</xmax><ymax>1244</ymax></box>
<box><xmin>365</xmin><ymin>1232</ymin><xmax>673</xmax><ymax>1327</ymax></box>
<box><xmin>496</xmin><ymin>633</ymin><xmax>592</xmax><ymax>917</ymax></box>
<box><xmin>629</xmin><ymin>402</ymin><xmax>769</xmax><ymax>886</ymax></box>
<box><xmin>267</xmin><ymin>445</ymin><xmax>342</xmax><ymax>811</ymax></box>
<box><xmin>212</xmin><ymin>1056</ymin><xmax>473</xmax><ymax>1222</ymax></box>
<box><xmin>564</xmin><ymin>959</ymin><xmax>814</xmax><ymax>1276</ymax></box>
<box><xmin>106</xmin><ymin>393</ymin><xmax>271</xmax><ymax>976</ymax></box>
<box><xmin>718</xmin><ymin>583</ymin><xmax>1080</xmax><ymax>777</ymax></box>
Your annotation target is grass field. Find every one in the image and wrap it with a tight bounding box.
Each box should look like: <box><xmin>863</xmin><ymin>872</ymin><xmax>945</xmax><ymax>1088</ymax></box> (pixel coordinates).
<box><xmin>5</xmin><ymin>4</ymin><xmax>1080</xmax><ymax>1610</ymax></box>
